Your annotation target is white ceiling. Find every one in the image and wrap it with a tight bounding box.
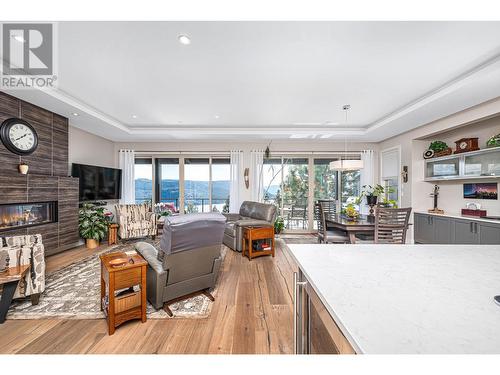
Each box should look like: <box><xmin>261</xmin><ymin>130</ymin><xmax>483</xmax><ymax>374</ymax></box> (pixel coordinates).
<box><xmin>5</xmin><ymin>21</ymin><xmax>500</xmax><ymax>142</ymax></box>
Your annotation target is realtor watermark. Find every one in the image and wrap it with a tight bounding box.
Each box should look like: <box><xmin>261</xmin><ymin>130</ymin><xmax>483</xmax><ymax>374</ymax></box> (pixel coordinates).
<box><xmin>1</xmin><ymin>23</ymin><xmax>58</xmax><ymax>89</ymax></box>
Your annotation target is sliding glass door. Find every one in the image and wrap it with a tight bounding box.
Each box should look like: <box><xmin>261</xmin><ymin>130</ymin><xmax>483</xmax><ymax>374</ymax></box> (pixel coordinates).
<box><xmin>282</xmin><ymin>158</ymin><xmax>309</xmax><ymax>230</ymax></box>
<box><xmin>184</xmin><ymin>158</ymin><xmax>210</xmax><ymax>213</ymax></box>
<box><xmin>134</xmin><ymin>158</ymin><xmax>153</xmax><ymax>204</ymax></box>
<box><xmin>211</xmin><ymin>158</ymin><xmax>231</xmax><ymax>213</ymax></box>
<box><xmin>137</xmin><ymin>153</ymin><xmax>361</xmax><ymax>232</ymax></box>
<box><xmin>155</xmin><ymin>158</ymin><xmax>180</xmax><ymax>210</ymax></box>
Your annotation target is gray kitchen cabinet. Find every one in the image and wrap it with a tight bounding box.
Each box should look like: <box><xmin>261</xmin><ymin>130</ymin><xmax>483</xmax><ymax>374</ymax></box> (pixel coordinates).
<box><xmin>452</xmin><ymin>219</ymin><xmax>479</xmax><ymax>244</ymax></box>
<box><xmin>433</xmin><ymin>216</ymin><xmax>452</xmax><ymax>244</ymax></box>
<box><xmin>414</xmin><ymin>213</ymin><xmax>434</xmax><ymax>243</ymax></box>
<box><xmin>414</xmin><ymin>213</ymin><xmax>500</xmax><ymax>244</ymax></box>
<box><xmin>479</xmin><ymin>222</ymin><xmax>500</xmax><ymax>244</ymax></box>
<box><xmin>414</xmin><ymin>213</ymin><xmax>451</xmax><ymax>244</ymax></box>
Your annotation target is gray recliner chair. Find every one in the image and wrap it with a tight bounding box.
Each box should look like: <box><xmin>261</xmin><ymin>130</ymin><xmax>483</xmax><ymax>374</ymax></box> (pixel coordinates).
<box><xmin>223</xmin><ymin>201</ymin><xmax>277</xmax><ymax>252</ymax></box>
<box><xmin>135</xmin><ymin>212</ymin><xmax>225</xmax><ymax>312</ymax></box>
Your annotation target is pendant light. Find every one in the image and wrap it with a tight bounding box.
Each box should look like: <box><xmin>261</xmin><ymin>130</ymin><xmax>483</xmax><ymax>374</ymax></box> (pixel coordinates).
<box><xmin>329</xmin><ymin>104</ymin><xmax>364</xmax><ymax>171</ymax></box>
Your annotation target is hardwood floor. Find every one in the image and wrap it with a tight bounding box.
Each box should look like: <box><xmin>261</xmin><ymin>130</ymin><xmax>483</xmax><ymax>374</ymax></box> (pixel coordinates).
<box><xmin>0</xmin><ymin>239</ymin><xmax>299</xmax><ymax>354</ymax></box>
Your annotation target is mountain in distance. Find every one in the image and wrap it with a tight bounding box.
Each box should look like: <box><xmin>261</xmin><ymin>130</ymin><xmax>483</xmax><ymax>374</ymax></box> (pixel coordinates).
<box><xmin>135</xmin><ymin>178</ymin><xmax>230</xmax><ymax>202</ymax></box>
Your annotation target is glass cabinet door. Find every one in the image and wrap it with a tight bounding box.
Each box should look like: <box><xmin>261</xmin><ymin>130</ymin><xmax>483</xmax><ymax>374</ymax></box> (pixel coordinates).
<box><xmin>426</xmin><ymin>157</ymin><xmax>460</xmax><ymax>179</ymax></box>
<box><xmin>464</xmin><ymin>148</ymin><xmax>500</xmax><ymax>177</ymax></box>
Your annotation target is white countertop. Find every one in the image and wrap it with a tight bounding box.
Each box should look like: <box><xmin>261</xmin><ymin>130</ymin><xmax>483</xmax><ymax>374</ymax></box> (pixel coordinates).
<box><xmin>414</xmin><ymin>210</ymin><xmax>500</xmax><ymax>224</ymax></box>
<box><xmin>288</xmin><ymin>244</ymin><xmax>500</xmax><ymax>354</ymax></box>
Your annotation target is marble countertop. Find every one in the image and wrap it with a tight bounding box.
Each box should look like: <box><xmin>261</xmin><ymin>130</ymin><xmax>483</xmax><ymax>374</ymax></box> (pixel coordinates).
<box><xmin>414</xmin><ymin>210</ymin><xmax>500</xmax><ymax>224</ymax></box>
<box><xmin>288</xmin><ymin>244</ymin><xmax>500</xmax><ymax>354</ymax></box>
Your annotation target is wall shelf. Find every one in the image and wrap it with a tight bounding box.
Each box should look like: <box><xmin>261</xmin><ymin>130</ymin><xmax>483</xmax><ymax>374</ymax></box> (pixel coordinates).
<box><xmin>424</xmin><ymin>146</ymin><xmax>500</xmax><ymax>182</ymax></box>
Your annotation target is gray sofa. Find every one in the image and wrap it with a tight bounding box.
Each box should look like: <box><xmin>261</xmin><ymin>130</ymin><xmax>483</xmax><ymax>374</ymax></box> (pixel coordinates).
<box><xmin>135</xmin><ymin>212</ymin><xmax>225</xmax><ymax>310</ymax></box>
<box><xmin>223</xmin><ymin>201</ymin><xmax>277</xmax><ymax>252</ymax></box>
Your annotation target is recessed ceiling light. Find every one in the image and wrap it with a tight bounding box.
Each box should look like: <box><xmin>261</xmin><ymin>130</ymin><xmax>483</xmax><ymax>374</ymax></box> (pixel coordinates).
<box><xmin>12</xmin><ymin>35</ymin><xmax>25</xmax><ymax>43</ymax></box>
<box><xmin>72</xmin><ymin>112</ymin><xmax>79</xmax><ymax>116</ymax></box>
<box><xmin>214</xmin><ymin>115</ymin><xmax>220</xmax><ymax>119</ymax></box>
<box><xmin>178</xmin><ymin>35</ymin><xmax>191</xmax><ymax>45</ymax></box>
<box><xmin>132</xmin><ymin>114</ymin><xmax>138</xmax><ymax>119</ymax></box>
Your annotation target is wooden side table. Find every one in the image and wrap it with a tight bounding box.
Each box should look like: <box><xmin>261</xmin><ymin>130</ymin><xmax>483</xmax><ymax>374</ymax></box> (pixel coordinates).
<box><xmin>242</xmin><ymin>226</ymin><xmax>275</xmax><ymax>260</ymax></box>
<box><xmin>100</xmin><ymin>251</ymin><xmax>147</xmax><ymax>335</ymax></box>
<box><xmin>0</xmin><ymin>265</ymin><xmax>29</xmax><ymax>324</ymax></box>
<box><xmin>108</xmin><ymin>223</ymin><xmax>119</xmax><ymax>245</ymax></box>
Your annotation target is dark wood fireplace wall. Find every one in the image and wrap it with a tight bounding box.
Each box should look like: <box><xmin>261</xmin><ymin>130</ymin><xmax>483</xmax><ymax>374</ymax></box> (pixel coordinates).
<box><xmin>0</xmin><ymin>91</ymin><xmax>79</xmax><ymax>256</ymax></box>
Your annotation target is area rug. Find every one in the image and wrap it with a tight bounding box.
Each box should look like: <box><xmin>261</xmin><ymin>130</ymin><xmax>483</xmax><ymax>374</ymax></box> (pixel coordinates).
<box><xmin>6</xmin><ymin>239</ymin><xmax>226</xmax><ymax>320</ymax></box>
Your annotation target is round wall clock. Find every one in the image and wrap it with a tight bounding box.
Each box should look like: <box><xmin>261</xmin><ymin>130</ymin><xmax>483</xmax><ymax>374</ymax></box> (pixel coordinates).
<box><xmin>0</xmin><ymin>118</ymin><xmax>39</xmax><ymax>155</ymax></box>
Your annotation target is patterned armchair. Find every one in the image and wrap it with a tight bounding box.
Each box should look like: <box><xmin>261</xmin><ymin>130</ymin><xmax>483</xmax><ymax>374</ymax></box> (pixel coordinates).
<box><xmin>0</xmin><ymin>234</ymin><xmax>45</xmax><ymax>304</ymax></box>
<box><xmin>115</xmin><ymin>203</ymin><xmax>158</xmax><ymax>240</ymax></box>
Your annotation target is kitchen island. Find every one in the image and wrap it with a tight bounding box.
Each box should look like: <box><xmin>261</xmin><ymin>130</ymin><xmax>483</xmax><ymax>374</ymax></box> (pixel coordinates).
<box><xmin>288</xmin><ymin>244</ymin><xmax>500</xmax><ymax>354</ymax></box>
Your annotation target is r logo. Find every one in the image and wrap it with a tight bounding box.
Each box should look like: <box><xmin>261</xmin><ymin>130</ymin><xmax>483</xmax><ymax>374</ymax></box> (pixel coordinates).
<box><xmin>2</xmin><ymin>23</ymin><xmax>53</xmax><ymax>76</ymax></box>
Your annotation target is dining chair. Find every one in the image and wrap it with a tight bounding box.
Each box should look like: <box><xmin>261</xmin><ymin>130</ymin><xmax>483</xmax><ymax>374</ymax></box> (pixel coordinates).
<box><xmin>374</xmin><ymin>207</ymin><xmax>412</xmax><ymax>244</ymax></box>
<box><xmin>314</xmin><ymin>202</ymin><xmax>349</xmax><ymax>244</ymax></box>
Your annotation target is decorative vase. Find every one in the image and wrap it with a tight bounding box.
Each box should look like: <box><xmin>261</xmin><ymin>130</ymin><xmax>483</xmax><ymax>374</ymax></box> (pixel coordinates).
<box><xmin>366</xmin><ymin>195</ymin><xmax>378</xmax><ymax>216</ymax></box>
<box><xmin>86</xmin><ymin>238</ymin><xmax>99</xmax><ymax>249</ymax></box>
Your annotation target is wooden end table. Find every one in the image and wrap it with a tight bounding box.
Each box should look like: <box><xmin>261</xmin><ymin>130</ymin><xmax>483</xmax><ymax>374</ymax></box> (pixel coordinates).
<box><xmin>108</xmin><ymin>223</ymin><xmax>119</xmax><ymax>245</ymax></box>
<box><xmin>0</xmin><ymin>265</ymin><xmax>29</xmax><ymax>324</ymax></box>
<box><xmin>100</xmin><ymin>251</ymin><xmax>147</xmax><ymax>335</ymax></box>
<box><xmin>242</xmin><ymin>226</ymin><xmax>275</xmax><ymax>260</ymax></box>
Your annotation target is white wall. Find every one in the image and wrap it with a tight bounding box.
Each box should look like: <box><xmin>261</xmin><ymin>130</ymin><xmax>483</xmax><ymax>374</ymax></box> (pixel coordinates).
<box><xmin>113</xmin><ymin>139</ymin><xmax>379</xmax><ymax>203</ymax></box>
<box><xmin>379</xmin><ymin>97</ymin><xmax>500</xmax><ymax>216</ymax></box>
<box><xmin>68</xmin><ymin>126</ymin><xmax>117</xmax><ymax>172</ymax></box>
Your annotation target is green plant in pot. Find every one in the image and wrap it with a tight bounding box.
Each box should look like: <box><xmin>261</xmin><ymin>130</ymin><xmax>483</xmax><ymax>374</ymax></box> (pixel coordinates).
<box><xmin>486</xmin><ymin>133</ymin><xmax>500</xmax><ymax>148</ymax></box>
<box><xmin>360</xmin><ymin>184</ymin><xmax>385</xmax><ymax>205</ymax></box>
<box><xmin>357</xmin><ymin>184</ymin><xmax>385</xmax><ymax>215</ymax></box>
<box><xmin>379</xmin><ymin>186</ymin><xmax>398</xmax><ymax>208</ymax></box>
<box><xmin>79</xmin><ymin>203</ymin><xmax>108</xmax><ymax>249</ymax></box>
<box><xmin>274</xmin><ymin>216</ymin><xmax>285</xmax><ymax>235</ymax></box>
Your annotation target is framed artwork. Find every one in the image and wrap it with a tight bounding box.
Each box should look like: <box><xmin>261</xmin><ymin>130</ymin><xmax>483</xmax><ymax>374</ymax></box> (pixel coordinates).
<box><xmin>463</xmin><ymin>183</ymin><xmax>498</xmax><ymax>200</ymax></box>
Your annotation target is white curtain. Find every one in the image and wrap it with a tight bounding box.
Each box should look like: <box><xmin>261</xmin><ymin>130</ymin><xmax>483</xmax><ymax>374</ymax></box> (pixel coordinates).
<box><xmin>119</xmin><ymin>149</ymin><xmax>136</xmax><ymax>204</ymax></box>
<box><xmin>229</xmin><ymin>150</ymin><xmax>243</xmax><ymax>212</ymax></box>
<box><xmin>359</xmin><ymin>150</ymin><xmax>376</xmax><ymax>214</ymax></box>
<box><xmin>250</xmin><ymin>150</ymin><xmax>264</xmax><ymax>202</ymax></box>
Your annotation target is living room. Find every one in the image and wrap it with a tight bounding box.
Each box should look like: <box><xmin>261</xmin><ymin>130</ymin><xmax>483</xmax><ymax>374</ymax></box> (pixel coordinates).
<box><xmin>1</xmin><ymin>1</ymin><xmax>500</xmax><ymax>374</ymax></box>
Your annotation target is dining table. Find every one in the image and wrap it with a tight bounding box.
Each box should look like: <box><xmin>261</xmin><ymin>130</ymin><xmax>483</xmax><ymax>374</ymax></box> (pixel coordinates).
<box><xmin>324</xmin><ymin>213</ymin><xmax>375</xmax><ymax>244</ymax></box>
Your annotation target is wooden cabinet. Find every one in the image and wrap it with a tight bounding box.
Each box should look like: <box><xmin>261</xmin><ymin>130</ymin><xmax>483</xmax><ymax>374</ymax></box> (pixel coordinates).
<box><xmin>294</xmin><ymin>271</ymin><xmax>356</xmax><ymax>354</ymax></box>
<box><xmin>414</xmin><ymin>213</ymin><xmax>500</xmax><ymax>244</ymax></box>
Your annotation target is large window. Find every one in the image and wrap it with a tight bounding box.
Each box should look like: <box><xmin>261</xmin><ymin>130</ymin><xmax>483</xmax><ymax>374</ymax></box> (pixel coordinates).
<box><xmin>184</xmin><ymin>158</ymin><xmax>210</xmax><ymax>213</ymax></box>
<box><xmin>262</xmin><ymin>157</ymin><xmax>309</xmax><ymax>230</ymax></box>
<box><xmin>211</xmin><ymin>158</ymin><xmax>230</xmax><ymax>213</ymax></box>
<box><xmin>282</xmin><ymin>158</ymin><xmax>309</xmax><ymax>230</ymax></box>
<box><xmin>381</xmin><ymin>148</ymin><xmax>400</xmax><ymax>206</ymax></box>
<box><xmin>134</xmin><ymin>158</ymin><xmax>153</xmax><ymax>204</ymax></box>
<box><xmin>135</xmin><ymin>153</ymin><xmax>362</xmax><ymax>231</ymax></box>
<box><xmin>341</xmin><ymin>170</ymin><xmax>361</xmax><ymax>209</ymax></box>
<box><xmin>313</xmin><ymin>159</ymin><xmax>338</xmax><ymax>201</ymax></box>
<box><xmin>156</xmin><ymin>158</ymin><xmax>180</xmax><ymax>210</ymax></box>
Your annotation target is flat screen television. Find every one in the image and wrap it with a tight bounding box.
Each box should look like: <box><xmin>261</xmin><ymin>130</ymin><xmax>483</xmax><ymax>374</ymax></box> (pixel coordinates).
<box><xmin>71</xmin><ymin>163</ymin><xmax>122</xmax><ymax>201</ymax></box>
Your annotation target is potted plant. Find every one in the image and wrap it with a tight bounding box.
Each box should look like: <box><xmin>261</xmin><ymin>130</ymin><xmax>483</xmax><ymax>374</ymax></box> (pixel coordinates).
<box><xmin>78</xmin><ymin>203</ymin><xmax>108</xmax><ymax>249</ymax></box>
<box><xmin>360</xmin><ymin>184</ymin><xmax>385</xmax><ymax>205</ymax></box>
<box><xmin>428</xmin><ymin>140</ymin><xmax>452</xmax><ymax>157</ymax></box>
<box><xmin>379</xmin><ymin>186</ymin><xmax>398</xmax><ymax>208</ymax></box>
<box><xmin>274</xmin><ymin>216</ymin><xmax>285</xmax><ymax>235</ymax></box>
<box><xmin>343</xmin><ymin>203</ymin><xmax>360</xmax><ymax>221</ymax></box>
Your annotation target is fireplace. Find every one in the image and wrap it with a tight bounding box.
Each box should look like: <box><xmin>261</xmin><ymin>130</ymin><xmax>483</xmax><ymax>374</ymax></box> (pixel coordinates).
<box><xmin>0</xmin><ymin>202</ymin><xmax>58</xmax><ymax>232</ymax></box>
